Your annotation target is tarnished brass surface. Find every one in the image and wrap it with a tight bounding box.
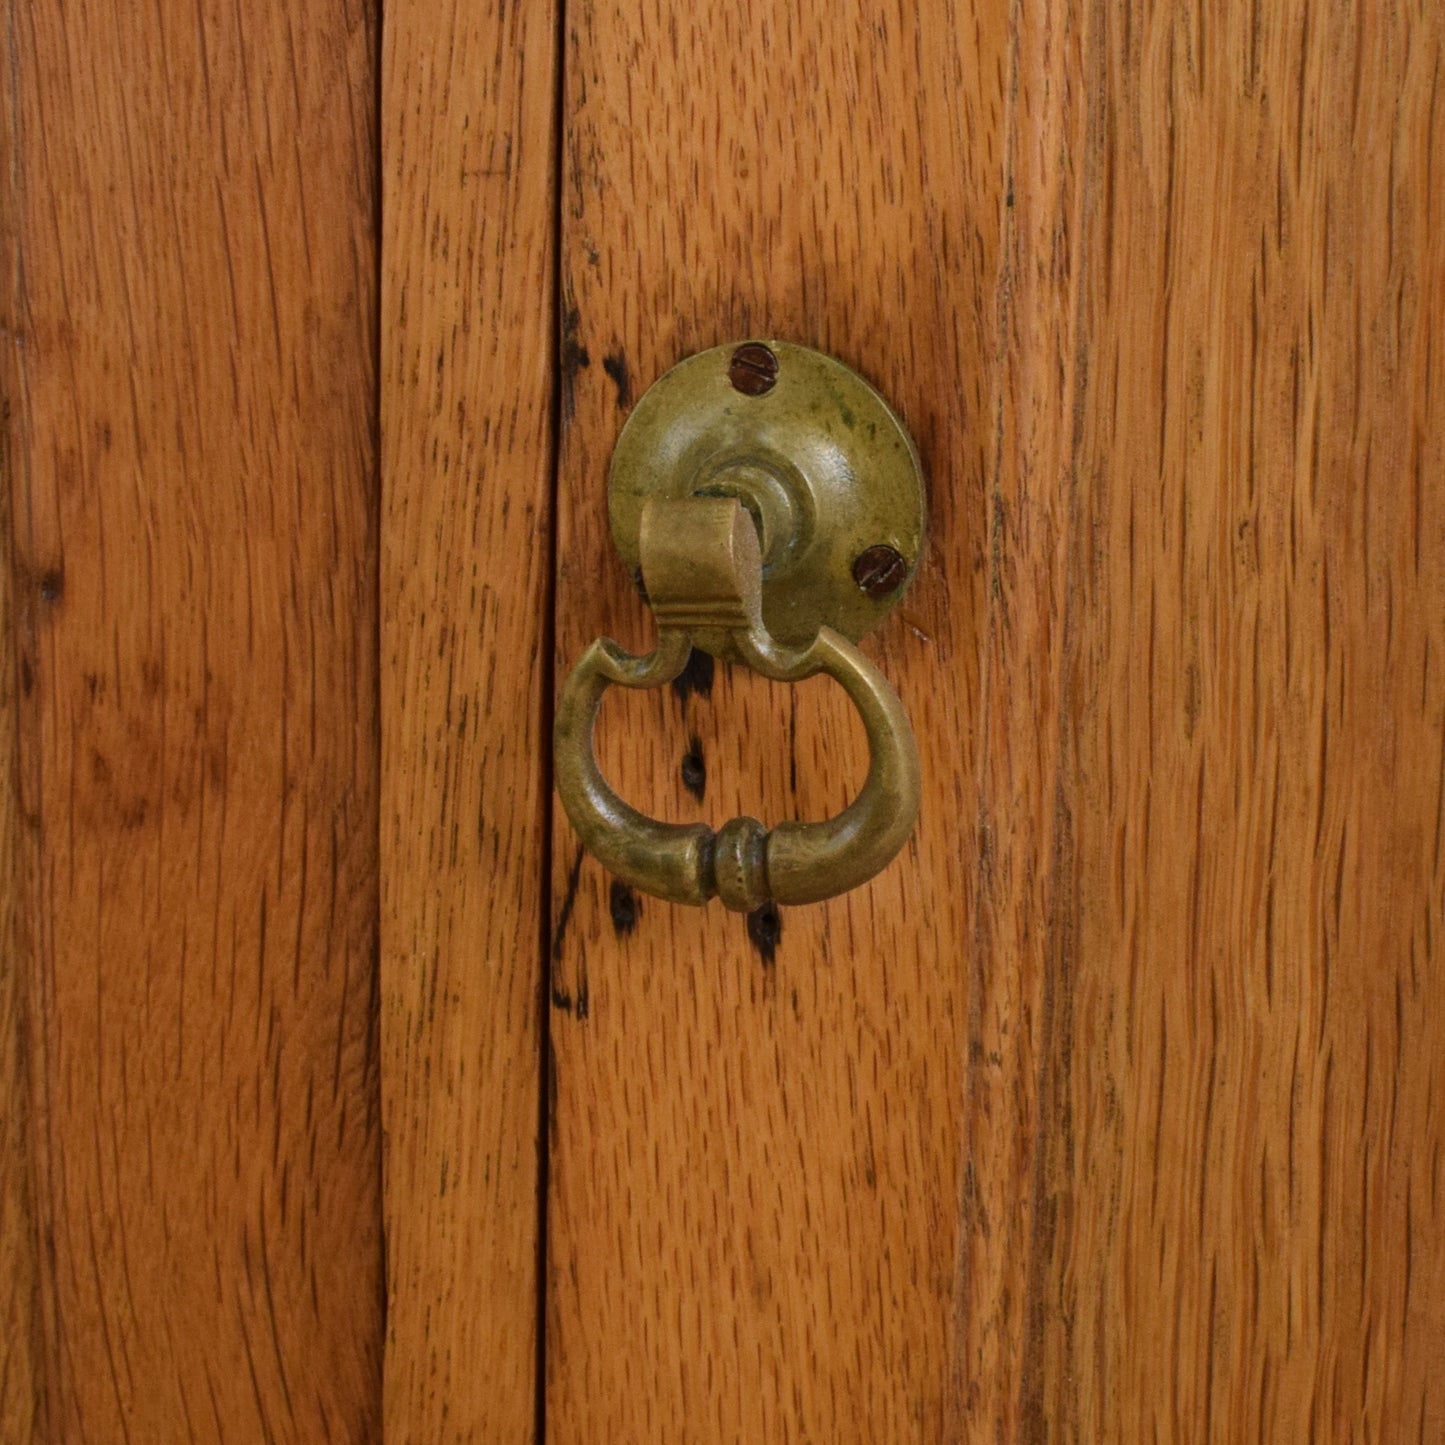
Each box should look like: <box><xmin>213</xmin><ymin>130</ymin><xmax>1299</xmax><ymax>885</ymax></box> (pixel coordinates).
<box><xmin>608</xmin><ymin>340</ymin><xmax>926</xmax><ymax>647</ymax></box>
<box><xmin>556</xmin><ymin>341</ymin><xmax>926</xmax><ymax>909</ymax></box>
<box><xmin>554</xmin><ymin>495</ymin><xmax>922</xmax><ymax>910</ymax></box>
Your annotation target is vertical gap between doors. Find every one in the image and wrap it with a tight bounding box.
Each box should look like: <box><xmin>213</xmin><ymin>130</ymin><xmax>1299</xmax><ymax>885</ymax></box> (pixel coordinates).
<box><xmin>536</xmin><ymin>0</ymin><xmax>568</xmax><ymax>1438</ymax></box>
<box><xmin>371</xmin><ymin>0</ymin><xmax>387</xmax><ymax>1405</ymax></box>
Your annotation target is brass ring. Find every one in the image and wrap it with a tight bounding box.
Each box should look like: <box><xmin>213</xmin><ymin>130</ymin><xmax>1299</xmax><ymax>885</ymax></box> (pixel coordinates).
<box><xmin>553</xmin><ymin>500</ymin><xmax>920</xmax><ymax>911</ymax></box>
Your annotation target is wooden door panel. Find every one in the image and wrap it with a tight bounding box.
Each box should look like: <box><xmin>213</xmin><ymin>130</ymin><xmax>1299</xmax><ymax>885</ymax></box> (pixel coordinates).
<box><xmin>1</xmin><ymin>2</ymin><xmax>384</xmax><ymax>1437</ymax></box>
<box><xmin>379</xmin><ymin>0</ymin><xmax>558</xmax><ymax>1439</ymax></box>
<box><xmin>1042</xmin><ymin>6</ymin><xmax>1445</xmax><ymax>1437</ymax></box>
<box><xmin>4</xmin><ymin>2</ymin><xmax>1441</xmax><ymax>1440</ymax></box>
<box><xmin>548</xmin><ymin>1</ymin><xmax>1445</xmax><ymax>1440</ymax></box>
<box><xmin>548</xmin><ymin>1</ymin><xmax>1003</xmax><ymax>1437</ymax></box>
<box><xmin>1</xmin><ymin>454</ymin><xmax>34</xmax><ymax>1438</ymax></box>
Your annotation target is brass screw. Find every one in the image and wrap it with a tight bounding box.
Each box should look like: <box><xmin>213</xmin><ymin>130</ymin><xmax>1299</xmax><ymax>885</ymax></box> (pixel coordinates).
<box><xmin>852</xmin><ymin>545</ymin><xmax>908</xmax><ymax>599</ymax></box>
<box><xmin>728</xmin><ymin>342</ymin><xmax>779</xmax><ymax>396</ymax></box>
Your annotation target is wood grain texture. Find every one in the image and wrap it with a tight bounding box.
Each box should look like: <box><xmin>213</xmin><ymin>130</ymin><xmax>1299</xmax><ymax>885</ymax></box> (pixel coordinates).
<box><xmin>0</xmin><ymin>249</ymin><xmax>37</xmax><ymax>1436</ymax></box>
<box><xmin>945</xmin><ymin>4</ymin><xmax>1089</xmax><ymax>1435</ymax></box>
<box><xmin>1035</xmin><ymin>3</ymin><xmax>1445</xmax><ymax>1438</ymax></box>
<box><xmin>0</xmin><ymin>2</ymin><xmax>383</xmax><ymax>1438</ymax></box>
<box><xmin>379</xmin><ymin>0</ymin><xmax>557</xmax><ymax>1438</ymax></box>
<box><xmin>548</xmin><ymin>1</ymin><xmax>1004</xmax><ymax>1437</ymax></box>
<box><xmin>549</xmin><ymin>1</ymin><xmax>1445</xmax><ymax>1440</ymax></box>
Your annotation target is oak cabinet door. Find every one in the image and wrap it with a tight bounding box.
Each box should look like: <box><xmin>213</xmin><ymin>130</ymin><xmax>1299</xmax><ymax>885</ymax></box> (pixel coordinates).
<box><xmin>6</xmin><ymin>2</ymin><xmax>1444</xmax><ymax>1442</ymax></box>
<box><xmin>4</xmin><ymin>5</ymin><xmax>384</xmax><ymax>1440</ymax></box>
<box><xmin>387</xmin><ymin>1</ymin><xmax>1445</xmax><ymax>1439</ymax></box>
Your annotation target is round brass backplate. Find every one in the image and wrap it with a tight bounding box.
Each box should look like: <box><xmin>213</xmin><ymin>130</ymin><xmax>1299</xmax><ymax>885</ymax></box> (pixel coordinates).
<box><xmin>608</xmin><ymin>340</ymin><xmax>926</xmax><ymax>647</ymax></box>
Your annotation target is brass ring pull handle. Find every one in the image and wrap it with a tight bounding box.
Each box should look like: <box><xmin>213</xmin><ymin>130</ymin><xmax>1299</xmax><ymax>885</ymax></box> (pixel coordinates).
<box><xmin>553</xmin><ymin>339</ymin><xmax>929</xmax><ymax>911</ymax></box>
<box><xmin>554</xmin><ymin>500</ymin><xmax>921</xmax><ymax>911</ymax></box>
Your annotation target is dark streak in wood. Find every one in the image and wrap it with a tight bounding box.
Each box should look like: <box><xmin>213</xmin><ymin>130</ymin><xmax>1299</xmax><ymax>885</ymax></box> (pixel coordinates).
<box><xmin>745</xmin><ymin>903</ymin><xmax>781</xmax><ymax>966</ymax></box>
<box><xmin>560</xmin><ymin>305</ymin><xmax>590</xmax><ymax>422</ymax></box>
<box><xmin>607</xmin><ymin>880</ymin><xmax>638</xmax><ymax>936</ymax></box>
<box><xmin>669</xmin><ymin>649</ymin><xmax>714</xmax><ymax>706</ymax></box>
<box><xmin>680</xmin><ymin>736</ymin><xmax>706</xmax><ymax>802</ymax></box>
<box><xmin>551</xmin><ymin>845</ymin><xmax>586</xmax><ymax>964</ymax></box>
<box><xmin>601</xmin><ymin>351</ymin><xmax>631</xmax><ymax>410</ymax></box>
